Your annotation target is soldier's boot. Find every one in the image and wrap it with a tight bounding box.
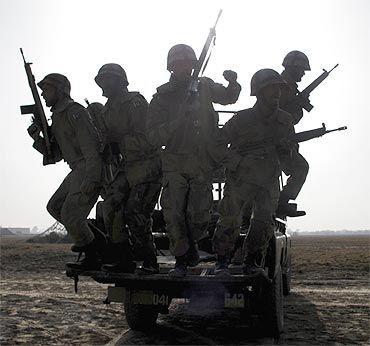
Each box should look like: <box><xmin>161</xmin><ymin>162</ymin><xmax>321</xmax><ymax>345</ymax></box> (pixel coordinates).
<box><xmin>243</xmin><ymin>253</ymin><xmax>267</xmax><ymax>278</ymax></box>
<box><xmin>276</xmin><ymin>202</ymin><xmax>306</xmax><ymax>218</ymax></box>
<box><xmin>66</xmin><ymin>241</ymin><xmax>102</xmax><ymax>271</ymax></box>
<box><xmin>214</xmin><ymin>255</ymin><xmax>231</xmax><ymax>278</ymax></box>
<box><xmin>139</xmin><ymin>253</ymin><xmax>160</xmax><ymax>275</ymax></box>
<box><xmin>101</xmin><ymin>242</ymin><xmax>136</xmax><ymax>273</ymax></box>
<box><xmin>186</xmin><ymin>239</ymin><xmax>200</xmax><ymax>267</ymax></box>
<box><xmin>168</xmin><ymin>255</ymin><xmax>187</xmax><ymax>278</ymax></box>
<box><xmin>70</xmin><ymin>224</ymin><xmax>107</xmax><ymax>253</ymax></box>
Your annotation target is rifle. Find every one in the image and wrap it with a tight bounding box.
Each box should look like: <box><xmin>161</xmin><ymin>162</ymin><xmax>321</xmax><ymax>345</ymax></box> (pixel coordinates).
<box><xmin>237</xmin><ymin>123</ymin><xmax>347</xmax><ymax>155</ymax></box>
<box><xmin>20</xmin><ymin>48</ymin><xmax>52</xmax><ymax>159</ymax></box>
<box><xmin>296</xmin><ymin>64</ymin><xmax>339</xmax><ymax>112</ymax></box>
<box><xmin>184</xmin><ymin>9</ymin><xmax>222</xmax><ymax>102</ymax></box>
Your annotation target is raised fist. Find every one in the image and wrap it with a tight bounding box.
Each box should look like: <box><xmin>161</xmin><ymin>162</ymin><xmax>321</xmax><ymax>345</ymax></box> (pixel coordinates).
<box><xmin>223</xmin><ymin>70</ymin><xmax>237</xmax><ymax>83</ymax></box>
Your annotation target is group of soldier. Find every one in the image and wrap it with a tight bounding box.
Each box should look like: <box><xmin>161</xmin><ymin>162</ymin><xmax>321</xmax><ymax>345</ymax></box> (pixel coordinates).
<box><xmin>27</xmin><ymin>44</ymin><xmax>312</xmax><ymax>278</ymax></box>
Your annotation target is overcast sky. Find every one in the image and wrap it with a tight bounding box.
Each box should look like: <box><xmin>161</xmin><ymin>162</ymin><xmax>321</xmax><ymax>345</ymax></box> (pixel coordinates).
<box><xmin>0</xmin><ymin>0</ymin><xmax>369</xmax><ymax>231</ymax></box>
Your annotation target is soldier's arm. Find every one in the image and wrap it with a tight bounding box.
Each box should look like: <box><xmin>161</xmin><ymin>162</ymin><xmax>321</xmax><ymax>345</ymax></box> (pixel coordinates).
<box><xmin>283</xmin><ymin>102</ymin><xmax>304</xmax><ymax>125</ymax></box>
<box><xmin>28</xmin><ymin>124</ymin><xmax>62</xmax><ymax>164</ymax></box>
<box><xmin>69</xmin><ymin>105</ymin><xmax>102</xmax><ymax>183</ymax></box>
<box><xmin>205</xmin><ymin>72</ymin><xmax>241</xmax><ymax>105</ymax></box>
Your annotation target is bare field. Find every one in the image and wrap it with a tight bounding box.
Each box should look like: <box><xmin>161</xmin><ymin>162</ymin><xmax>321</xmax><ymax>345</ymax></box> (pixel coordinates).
<box><xmin>1</xmin><ymin>235</ymin><xmax>369</xmax><ymax>345</ymax></box>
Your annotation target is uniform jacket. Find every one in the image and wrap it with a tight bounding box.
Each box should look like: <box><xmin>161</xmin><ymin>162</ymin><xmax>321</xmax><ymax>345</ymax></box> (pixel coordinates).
<box><xmin>219</xmin><ymin>102</ymin><xmax>295</xmax><ymax>186</ymax></box>
<box><xmin>147</xmin><ymin>76</ymin><xmax>241</xmax><ymax>172</ymax></box>
<box><xmin>33</xmin><ymin>97</ymin><xmax>102</xmax><ymax>183</ymax></box>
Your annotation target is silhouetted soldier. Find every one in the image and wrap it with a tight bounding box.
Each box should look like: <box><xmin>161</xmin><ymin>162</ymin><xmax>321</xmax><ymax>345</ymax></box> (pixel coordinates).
<box><xmin>94</xmin><ymin>64</ymin><xmax>161</xmax><ymax>274</ymax></box>
<box><xmin>147</xmin><ymin>44</ymin><xmax>241</xmax><ymax>277</ymax></box>
<box><xmin>212</xmin><ymin>69</ymin><xmax>295</xmax><ymax>277</ymax></box>
<box><xmin>27</xmin><ymin>73</ymin><xmax>103</xmax><ymax>270</ymax></box>
<box><xmin>277</xmin><ymin>51</ymin><xmax>311</xmax><ymax>217</ymax></box>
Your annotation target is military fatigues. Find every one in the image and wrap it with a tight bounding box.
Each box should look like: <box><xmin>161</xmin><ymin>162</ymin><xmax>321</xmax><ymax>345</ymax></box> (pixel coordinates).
<box><xmin>98</xmin><ymin>91</ymin><xmax>161</xmax><ymax>259</ymax></box>
<box><xmin>33</xmin><ymin>98</ymin><xmax>102</xmax><ymax>247</ymax></box>
<box><xmin>147</xmin><ymin>77</ymin><xmax>241</xmax><ymax>257</ymax></box>
<box><xmin>213</xmin><ymin>103</ymin><xmax>295</xmax><ymax>258</ymax></box>
<box><xmin>279</xmin><ymin>70</ymin><xmax>309</xmax><ymax>202</ymax></box>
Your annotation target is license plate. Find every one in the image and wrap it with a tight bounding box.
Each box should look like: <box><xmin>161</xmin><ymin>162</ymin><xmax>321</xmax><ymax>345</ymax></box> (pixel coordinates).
<box><xmin>131</xmin><ymin>290</ymin><xmax>170</xmax><ymax>306</ymax></box>
<box><xmin>224</xmin><ymin>292</ymin><xmax>245</xmax><ymax>308</ymax></box>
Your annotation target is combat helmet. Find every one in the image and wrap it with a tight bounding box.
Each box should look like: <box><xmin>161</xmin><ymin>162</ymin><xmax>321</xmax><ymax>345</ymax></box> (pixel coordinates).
<box><xmin>95</xmin><ymin>63</ymin><xmax>128</xmax><ymax>86</ymax></box>
<box><xmin>250</xmin><ymin>68</ymin><xmax>286</xmax><ymax>96</ymax></box>
<box><xmin>37</xmin><ymin>73</ymin><xmax>71</xmax><ymax>95</ymax></box>
<box><xmin>282</xmin><ymin>50</ymin><xmax>311</xmax><ymax>71</ymax></box>
<box><xmin>167</xmin><ymin>44</ymin><xmax>197</xmax><ymax>71</ymax></box>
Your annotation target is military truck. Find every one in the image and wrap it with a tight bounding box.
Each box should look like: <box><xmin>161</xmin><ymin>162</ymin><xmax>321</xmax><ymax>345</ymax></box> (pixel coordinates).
<box><xmin>66</xmin><ymin>176</ymin><xmax>292</xmax><ymax>340</ymax></box>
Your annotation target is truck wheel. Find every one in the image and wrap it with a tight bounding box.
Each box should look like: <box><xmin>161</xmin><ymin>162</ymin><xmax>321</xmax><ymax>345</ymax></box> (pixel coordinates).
<box><xmin>282</xmin><ymin>255</ymin><xmax>292</xmax><ymax>296</ymax></box>
<box><xmin>123</xmin><ymin>289</ymin><xmax>159</xmax><ymax>331</ymax></box>
<box><xmin>260</xmin><ymin>264</ymin><xmax>284</xmax><ymax>340</ymax></box>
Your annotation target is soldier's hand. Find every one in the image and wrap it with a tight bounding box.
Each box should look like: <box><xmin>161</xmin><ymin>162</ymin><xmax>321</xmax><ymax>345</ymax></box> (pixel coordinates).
<box><xmin>27</xmin><ymin>123</ymin><xmax>41</xmax><ymax>140</ymax></box>
<box><xmin>80</xmin><ymin>181</ymin><xmax>101</xmax><ymax>195</ymax></box>
<box><xmin>223</xmin><ymin>70</ymin><xmax>237</xmax><ymax>83</ymax></box>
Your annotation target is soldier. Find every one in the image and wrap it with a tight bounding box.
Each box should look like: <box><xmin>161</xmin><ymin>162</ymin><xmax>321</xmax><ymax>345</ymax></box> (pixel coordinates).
<box><xmin>27</xmin><ymin>73</ymin><xmax>103</xmax><ymax>270</ymax></box>
<box><xmin>147</xmin><ymin>44</ymin><xmax>241</xmax><ymax>277</ymax></box>
<box><xmin>277</xmin><ymin>51</ymin><xmax>311</xmax><ymax>217</ymax></box>
<box><xmin>212</xmin><ymin>69</ymin><xmax>295</xmax><ymax>277</ymax></box>
<box><xmin>94</xmin><ymin>63</ymin><xmax>162</xmax><ymax>274</ymax></box>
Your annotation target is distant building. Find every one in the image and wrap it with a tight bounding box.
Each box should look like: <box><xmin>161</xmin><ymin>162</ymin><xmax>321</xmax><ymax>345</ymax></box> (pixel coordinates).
<box><xmin>7</xmin><ymin>227</ymin><xmax>30</xmax><ymax>235</ymax></box>
<box><xmin>0</xmin><ymin>228</ymin><xmax>14</xmax><ymax>236</ymax></box>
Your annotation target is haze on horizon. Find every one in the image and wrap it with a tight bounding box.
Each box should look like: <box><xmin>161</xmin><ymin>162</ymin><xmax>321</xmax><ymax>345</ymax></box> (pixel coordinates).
<box><xmin>0</xmin><ymin>0</ymin><xmax>369</xmax><ymax>232</ymax></box>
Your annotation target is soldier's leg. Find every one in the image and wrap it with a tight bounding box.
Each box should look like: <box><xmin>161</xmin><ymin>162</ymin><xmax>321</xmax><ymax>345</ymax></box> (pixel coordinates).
<box><xmin>60</xmin><ymin>173</ymin><xmax>99</xmax><ymax>248</ymax></box>
<box><xmin>125</xmin><ymin>181</ymin><xmax>162</xmax><ymax>274</ymax></box>
<box><xmin>243</xmin><ymin>182</ymin><xmax>280</xmax><ymax>275</ymax></box>
<box><xmin>279</xmin><ymin>151</ymin><xmax>309</xmax><ymax>216</ymax></box>
<box><xmin>102</xmin><ymin>171</ymin><xmax>130</xmax><ymax>243</ymax></box>
<box><xmin>46</xmin><ymin>172</ymin><xmax>72</xmax><ymax>223</ymax></box>
<box><xmin>213</xmin><ymin>182</ymin><xmax>257</xmax><ymax>276</ymax></box>
<box><xmin>101</xmin><ymin>172</ymin><xmax>135</xmax><ymax>273</ymax></box>
<box><xmin>161</xmin><ymin>172</ymin><xmax>190</xmax><ymax>257</ymax></box>
<box><xmin>187</xmin><ymin>177</ymin><xmax>213</xmax><ymax>266</ymax></box>
<box><xmin>161</xmin><ymin>172</ymin><xmax>191</xmax><ymax>277</ymax></box>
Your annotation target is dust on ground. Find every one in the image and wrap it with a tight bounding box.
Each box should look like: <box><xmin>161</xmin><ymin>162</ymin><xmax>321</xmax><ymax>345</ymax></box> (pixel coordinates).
<box><xmin>0</xmin><ymin>235</ymin><xmax>369</xmax><ymax>345</ymax></box>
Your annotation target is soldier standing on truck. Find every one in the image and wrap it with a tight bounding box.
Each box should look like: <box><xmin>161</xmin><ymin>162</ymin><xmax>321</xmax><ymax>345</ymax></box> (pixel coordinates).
<box><xmin>277</xmin><ymin>51</ymin><xmax>311</xmax><ymax>217</ymax></box>
<box><xmin>94</xmin><ymin>64</ymin><xmax>162</xmax><ymax>274</ymax></box>
<box><xmin>27</xmin><ymin>73</ymin><xmax>104</xmax><ymax>270</ymax></box>
<box><xmin>147</xmin><ymin>44</ymin><xmax>241</xmax><ymax>278</ymax></box>
<box><xmin>212</xmin><ymin>69</ymin><xmax>295</xmax><ymax>277</ymax></box>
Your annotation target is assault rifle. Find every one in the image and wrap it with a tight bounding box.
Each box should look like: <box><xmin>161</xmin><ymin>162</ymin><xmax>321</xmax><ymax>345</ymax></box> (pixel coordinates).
<box><xmin>183</xmin><ymin>9</ymin><xmax>222</xmax><ymax>108</ymax></box>
<box><xmin>295</xmin><ymin>64</ymin><xmax>339</xmax><ymax>112</ymax></box>
<box><xmin>237</xmin><ymin>123</ymin><xmax>347</xmax><ymax>155</ymax></box>
<box><xmin>20</xmin><ymin>48</ymin><xmax>52</xmax><ymax>159</ymax></box>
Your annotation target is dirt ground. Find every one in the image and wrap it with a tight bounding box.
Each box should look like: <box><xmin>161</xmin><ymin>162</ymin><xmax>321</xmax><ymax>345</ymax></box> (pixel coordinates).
<box><xmin>0</xmin><ymin>234</ymin><xmax>369</xmax><ymax>345</ymax></box>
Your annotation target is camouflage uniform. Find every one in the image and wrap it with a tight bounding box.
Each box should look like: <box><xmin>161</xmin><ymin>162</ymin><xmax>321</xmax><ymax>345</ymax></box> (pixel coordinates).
<box><xmin>97</xmin><ymin>89</ymin><xmax>161</xmax><ymax>261</ymax></box>
<box><xmin>277</xmin><ymin>51</ymin><xmax>311</xmax><ymax>212</ymax></box>
<box><xmin>213</xmin><ymin>103</ymin><xmax>294</xmax><ymax>258</ymax></box>
<box><xmin>32</xmin><ymin>77</ymin><xmax>102</xmax><ymax>248</ymax></box>
<box><xmin>147</xmin><ymin>76</ymin><xmax>241</xmax><ymax>258</ymax></box>
<box><xmin>212</xmin><ymin>69</ymin><xmax>295</xmax><ymax>276</ymax></box>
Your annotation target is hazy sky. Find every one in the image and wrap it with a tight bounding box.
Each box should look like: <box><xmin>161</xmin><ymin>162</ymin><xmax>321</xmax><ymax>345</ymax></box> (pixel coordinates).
<box><xmin>1</xmin><ymin>0</ymin><xmax>369</xmax><ymax>231</ymax></box>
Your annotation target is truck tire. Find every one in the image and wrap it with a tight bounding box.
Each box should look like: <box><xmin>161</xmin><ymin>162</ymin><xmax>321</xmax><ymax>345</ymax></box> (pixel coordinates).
<box><xmin>282</xmin><ymin>255</ymin><xmax>292</xmax><ymax>296</ymax></box>
<box><xmin>260</xmin><ymin>264</ymin><xmax>284</xmax><ymax>339</ymax></box>
<box><xmin>123</xmin><ymin>289</ymin><xmax>159</xmax><ymax>331</ymax></box>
